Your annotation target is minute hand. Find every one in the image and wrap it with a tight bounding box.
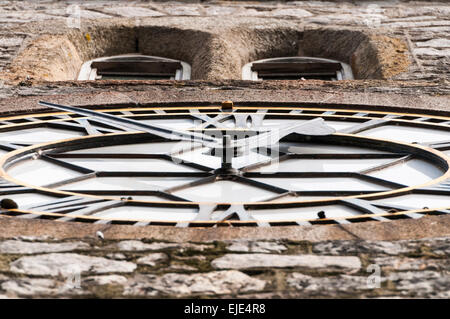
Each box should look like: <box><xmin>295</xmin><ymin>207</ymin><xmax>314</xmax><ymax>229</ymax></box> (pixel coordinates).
<box><xmin>231</xmin><ymin>118</ymin><xmax>335</xmax><ymax>149</ymax></box>
<box><xmin>38</xmin><ymin>101</ymin><xmax>218</xmax><ymax>145</ymax></box>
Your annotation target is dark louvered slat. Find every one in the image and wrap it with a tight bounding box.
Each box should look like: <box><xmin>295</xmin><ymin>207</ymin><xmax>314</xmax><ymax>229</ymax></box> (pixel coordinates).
<box><xmin>91</xmin><ymin>61</ymin><xmax>182</xmax><ymax>76</ymax></box>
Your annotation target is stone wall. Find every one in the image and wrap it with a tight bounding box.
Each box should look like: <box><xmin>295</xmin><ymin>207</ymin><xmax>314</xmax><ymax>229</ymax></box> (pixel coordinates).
<box><xmin>0</xmin><ymin>236</ymin><xmax>448</xmax><ymax>298</ymax></box>
<box><xmin>0</xmin><ymin>1</ymin><xmax>448</xmax><ymax>299</ymax></box>
<box><xmin>0</xmin><ymin>0</ymin><xmax>449</xmax><ymax>83</ymax></box>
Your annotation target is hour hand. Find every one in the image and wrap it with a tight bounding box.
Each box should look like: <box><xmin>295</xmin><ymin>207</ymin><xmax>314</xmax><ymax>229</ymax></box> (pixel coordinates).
<box><xmin>38</xmin><ymin>101</ymin><xmax>219</xmax><ymax>145</ymax></box>
<box><xmin>210</xmin><ymin>118</ymin><xmax>335</xmax><ymax>171</ymax></box>
<box><xmin>231</xmin><ymin>117</ymin><xmax>335</xmax><ymax>150</ymax></box>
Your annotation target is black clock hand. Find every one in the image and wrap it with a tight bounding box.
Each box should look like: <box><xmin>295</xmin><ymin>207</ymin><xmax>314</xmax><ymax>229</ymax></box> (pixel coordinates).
<box><xmin>231</xmin><ymin>118</ymin><xmax>335</xmax><ymax>150</ymax></box>
<box><xmin>232</xmin><ymin>118</ymin><xmax>335</xmax><ymax>172</ymax></box>
<box><xmin>38</xmin><ymin>101</ymin><xmax>219</xmax><ymax>145</ymax></box>
<box><xmin>39</xmin><ymin>102</ymin><xmax>334</xmax><ymax>172</ymax></box>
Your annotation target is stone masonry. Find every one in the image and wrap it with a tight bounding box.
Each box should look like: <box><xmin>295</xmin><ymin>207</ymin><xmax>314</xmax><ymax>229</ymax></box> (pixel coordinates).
<box><xmin>0</xmin><ymin>0</ymin><xmax>448</xmax><ymax>299</ymax></box>
<box><xmin>0</xmin><ymin>236</ymin><xmax>448</xmax><ymax>298</ymax></box>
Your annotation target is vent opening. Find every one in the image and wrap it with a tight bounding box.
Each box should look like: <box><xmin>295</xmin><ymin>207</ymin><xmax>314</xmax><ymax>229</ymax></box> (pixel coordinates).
<box><xmin>242</xmin><ymin>57</ymin><xmax>354</xmax><ymax>81</ymax></box>
<box><xmin>3</xmin><ymin>22</ymin><xmax>409</xmax><ymax>83</ymax></box>
<box><xmin>78</xmin><ymin>54</ymin><xmax>191</xmax><ymax>81</ymax></box>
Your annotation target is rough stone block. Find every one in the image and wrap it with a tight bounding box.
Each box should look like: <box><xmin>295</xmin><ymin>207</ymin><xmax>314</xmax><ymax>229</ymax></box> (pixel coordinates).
<box><xmin>10</xmin><ymin>253</ymin><xmax>137</xmax><ymax>276</ymax></box>
<box><xmin>0</xmin><ymin>240</ymin><xmax>90</xmax><ymax>254</ymax></box>
<box><xmin>124</xmin><ymin>270</ymin><xmax>266</xmax><ymax>297</ymax></box>
<box><xmin>136</xmin><ymin>253</ymin><xmax>168</xmax><ymax>267</ymax></box>
<box><xmin>212</xmin><ymin>254</ymin><xmax>361</xmax><ymax>271</ymax></box>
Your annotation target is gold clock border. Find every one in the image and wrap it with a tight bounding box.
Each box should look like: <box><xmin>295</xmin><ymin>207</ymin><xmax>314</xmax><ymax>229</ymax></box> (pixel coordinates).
<box><xmin>0</xmin><ymin>106</ymin><xmax>449</xmax><ymax>225</ymax></box>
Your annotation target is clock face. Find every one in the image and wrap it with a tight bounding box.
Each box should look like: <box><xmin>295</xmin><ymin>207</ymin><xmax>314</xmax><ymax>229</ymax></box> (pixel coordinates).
<box><xmin>0</xmin><ymin>103</ymin><xmax>449</xmax><ymax>227</ymax></box>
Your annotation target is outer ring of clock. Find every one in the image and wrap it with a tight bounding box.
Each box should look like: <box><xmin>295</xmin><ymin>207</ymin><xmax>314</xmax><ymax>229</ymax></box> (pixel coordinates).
<box><xmin>0</xmin><ymin>104</ymin><xmax>449</xmax><ymax>227</ymax></box>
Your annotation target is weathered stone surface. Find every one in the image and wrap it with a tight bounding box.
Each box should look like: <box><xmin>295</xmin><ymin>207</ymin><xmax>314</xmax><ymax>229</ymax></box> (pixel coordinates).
<box><xmin>302</xmin><ymin>29</ymin><xmax>410</xmax><ymax>80</ymax></box>
<box><xmin>163</xmin><ymin>6</ymin><xmax>202</xmax><ymax>16</ymax></box>
<box><xmin>175</xmin><ymin>255</ymin><xmax>207</xmax><ymax>262</ymax></box>
<box><xmin>168</xmin><ymin>264</ymin><xmax>198</xmax><ymax>272</ymax></box>
<box><xmin>416</xmin><ymin>38</ymin><xmax>450</xmax><ymax>48</ymax></box>
<box><xmin>102</xmin><ymin>7</ymin><xmax>164</xmax><ymax>18</ymax></box>
<box><xmin>414</xmin><ymin>237</ymin><xmax>450</xmax><ymax>256</ymax></box>
<box><xmin>373</xmin><ymin>257</ymin><xmax>448</xmax><ymax>272</ymax></box>
<box><xmin>106</xmin><ymin>253</ymin><xmax>127</xmax><ymax>260</ymax></box>
<box><xmin>176</xmin><ymin>243</ymin><xmax>212</xmax><ymax>253</ymax></box>
<box><xmin>212</xmin><ymin>254</ymin><xmax>361</xmax><ymax>271</ymax></box>
<box><xmin>0</xmin><ymin>36</ymin><xmax>23</xmax><ymax>47</ymax></box>
<box><xmin>287</xmin><ymin>273</ymin><xmax>373</xmax><ymax>296</ymax></box>
<box><xmin>313</xmin><ymin>240</ymin><xmax>412</xmax><ymax>256</ymax></box>
<box><xmin>124</xmin><ymin>271</ymin><xmax>266</xmax><ymax>297</ymax></box>
<box><xmin>84</xmin><ymin>275</ymin><xmax>128</xmax><ymax>286</ymax></box>
<box><xmin>226</xmin><ymin>240</ymin><xmax>287</xmax><ymax>253</ymax></box>
<box><xmin>14</xmin><ymin>236</ymin><xmax>54</xmax><ymax>241</ymax></box>
<box><xmin>0</xmin><ymin>11</ymin><xmax>62</xmax><ymax>22</ymax></box>
<box><xmin>0</xmin><ymin>240</ymin><xmax>90</xmax><ymax>254</ymax></box>
<box><xmin>204</xmin><ymin>6</ymin><xmax>241</xmax><ymax>16</ymax></box>
<box><xmin>269</xmin><ymin>8</ymin><xmax>313</xmax><ymax>18</ymax></box>
<box><xmin>116</xmin><ymin>240</ymin><xmax>172</xmax><ymax>251</ymax></box>
<box><xmin>383</xmin><ymin>20</ymin><xmax>450</xmax><ymax>28</ymax></box>
<box><xmin>10</xmin><ymin>253</ymin><xmax>137</xmax><ymax>276</ymax></box>
<box><xmin>392</xmin><ymin>6</ymin><xmax>450</xmax><ymax>18</ymax></box>
<box><xmin>116</xmin><ymin>240</ymin><xmax>210</xmax><ymax>252</ymax></box>
<box><xmin>414</xmin><ymin>48</ymin><xmax>450</xmax><ymax>56</ymax></box>
<box><xmin>0</xmin><ymin>1</ymin><xmax>445</xmax><ymax>84</ymax></box>
<box><xmin>1</xmin><ymin>278</ymin><xmax>70</xmax><ymax>296</ymax></box>
<box><xmin>387</xmin><ymin>271</ymin><xmax>450</xmax><ymax>298</ymax></box>
<box><xmin>136</xmin><ymin>253</ymin><xmax>168</xmax><ymax>267</ymax></box>
<box><xmin>45</xmin><ymin>9</ymin><xmax>112</xmax><ymax>19</ymax></box>
<box><xmin>122</xmin><ymin>274</ymin><xmax>158</xmax><ymax>297</ymax></box>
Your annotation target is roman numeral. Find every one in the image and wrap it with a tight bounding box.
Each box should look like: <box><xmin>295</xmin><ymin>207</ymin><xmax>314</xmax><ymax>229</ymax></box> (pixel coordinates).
<box><xmin>176</xmin><ymin>204</ymin><xmax>215</xmax><ymax>227</ymax></box>
<box><xmin>213</xmin><ymin>204</ymin><xmax>269</xmax><ymax>227</ymax></box>
<box><xmin>233</xmin><ymin>111</ymin><xmax>266</xmax><ymax>129</ymax></box>
<box><xmin>340</xmin><ymin>198</ymin><xmax>390</xmax><ymax>221</ymax></box>
<box><xmin>189</xmin><ymin>109</ymin><xmax>233</xmax><ymax>129</ymax></box>
<box><xmin>341</xmin><ymin>198</ymin><xmax>423</xmax><ymax>220</ymax></box>
<box><xmin>358</xmin><ymin>155</ymin><xmax>412</xmax><ymax>174</ymax></box>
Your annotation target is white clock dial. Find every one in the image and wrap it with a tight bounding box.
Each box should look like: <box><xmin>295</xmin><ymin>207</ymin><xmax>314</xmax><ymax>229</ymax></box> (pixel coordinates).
<box><xmin>0</xmin><ymin>103</ymin><xmax>449</xmax><ymax>227</ymax></box>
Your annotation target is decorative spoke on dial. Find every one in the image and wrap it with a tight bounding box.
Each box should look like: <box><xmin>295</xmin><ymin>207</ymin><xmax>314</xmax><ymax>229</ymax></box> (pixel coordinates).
<box><xmin>0</xmin><ymin>142</ymin><xmax>24</xmax><ymax>151</ymax></box>
<box><xmin>26</xmin><ymin>196</ymin><xmax>105</xmax><ymax>214</ymax></box>
<box><xmin>44</xmin><ymin>172</ymin><xmax>97</xmax><ymax>189</ymax></box>
<box><xmin>234</xmin><ymin>175</ymin><xmax>289</xmax><ymax>194</ymax></box>
<box><xmin>0</xmin><ymin>179</ymin><xmax>34</xmax><ymax>194</ymax></box>
<box><xmin>57</xmin><ymin>200</ymin><xmax>125</xmax><ymax>222</ymax></box>
<box><xmin>240</xmin><ymin>153</ymin><xmax>290</xmax><ymax>172</ymax></box>
<box><xmin>163</xmin><ymin>154</ymin><xmax>214</xmax><ymax>172</ymax></box>
<box><xmin>39</xmin><ymin>155</ymin><xmax>94</xmax><ymax>174</ymax></box>
<box><xmin>358</xmin><ymin>155</ymin><xmax>412</xmax><ymax>174</ymax></box>
<box><xmin>164</xmin><ymin>175</ymin><xmax>218</xmax><ymax>194</ymax></box>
